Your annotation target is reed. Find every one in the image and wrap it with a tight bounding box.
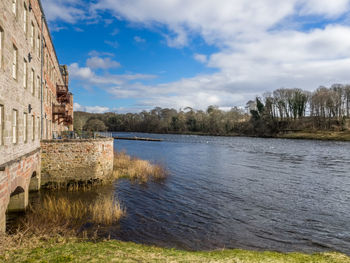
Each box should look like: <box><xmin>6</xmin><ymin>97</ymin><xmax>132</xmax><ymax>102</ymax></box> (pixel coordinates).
<box><xmin>113</xmin><ymin>151</ymin><xmax>168</xmax><ymax>183</ymax></box>
<box><xmin>90</xmin><ymin>195</ymin><xmax>126</xmax><ymax>225</ymax></box>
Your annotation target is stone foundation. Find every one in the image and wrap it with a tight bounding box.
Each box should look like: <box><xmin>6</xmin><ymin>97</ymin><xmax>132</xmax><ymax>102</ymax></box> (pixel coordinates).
<box><xmin>41</xmin><ymin>138</ymin><xmax>114</xmax><ymax>187</ymax></box>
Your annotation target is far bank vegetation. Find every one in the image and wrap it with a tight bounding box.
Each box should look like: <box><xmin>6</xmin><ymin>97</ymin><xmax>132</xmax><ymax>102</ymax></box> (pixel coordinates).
<box><xmin>75</xmin><ymin>84</ymin><xmax>350</xmax><ymax>137</ymax></box>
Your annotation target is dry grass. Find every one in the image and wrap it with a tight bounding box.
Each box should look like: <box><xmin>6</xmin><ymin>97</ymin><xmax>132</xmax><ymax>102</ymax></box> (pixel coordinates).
<box><xmin>113</xmin><ymin>151</ymin><xmax>168</xmax><ymax>183</ymax></box>
<box><xmin>40</xmin><ymin>196</ymin><xmax>88</xmax><ymax>224</ymax></box>
<box><xmin>35</xmin><ymin>195</ymin><xmax>125</xmax><ymax>226</ymax></box>
<box><xmin>90</xmin><ymin>195</ymin><xmax>126</xmax><ymax>225</ymax></box>
<box><xmin>0</xmin><ymin>194</ymin><xmax>126</xmax><ymax>254</ymax></box>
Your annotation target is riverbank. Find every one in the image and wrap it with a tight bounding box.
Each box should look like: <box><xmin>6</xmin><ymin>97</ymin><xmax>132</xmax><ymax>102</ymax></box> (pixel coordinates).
<box><xmin>1</xmin><ymin>239</ymin><xmax>350</xmax><ymax>263</ymax></box>
<box><xmin>277</xmin><ymin>131</ymin><xmax>350</xmax><ymax>141</ymax></box>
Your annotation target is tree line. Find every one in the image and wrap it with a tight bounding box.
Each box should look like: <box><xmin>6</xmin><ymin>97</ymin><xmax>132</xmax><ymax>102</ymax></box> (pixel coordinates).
<box><xmin>74</xmin><ymin>106</ymin><xmax>249</xmax><ymax>136</ymax></box>
<box><xmin>75</xmin><ymin>84</ymin><xmax>350</xmax><ymax>137</ymax></box>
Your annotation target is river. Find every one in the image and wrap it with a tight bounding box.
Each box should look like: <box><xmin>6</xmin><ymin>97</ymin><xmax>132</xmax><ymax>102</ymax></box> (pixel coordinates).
<box><xmin>97</xmin><ymin>133</ymin><xmax>350</xmax><ymax>254</ymax></box>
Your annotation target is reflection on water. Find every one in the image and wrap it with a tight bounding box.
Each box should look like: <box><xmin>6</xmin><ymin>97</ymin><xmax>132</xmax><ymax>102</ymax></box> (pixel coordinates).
<box><xmin>11</xmin><ymin>133</ymin><xmax>350</xmax><ymax>254</ymax></box>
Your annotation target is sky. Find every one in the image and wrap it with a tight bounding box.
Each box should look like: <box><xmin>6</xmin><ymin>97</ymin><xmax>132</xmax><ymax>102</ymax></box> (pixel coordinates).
<box><xmin>41</xmin><ymin>0</ymin><xmax>350</xmax><ymax>113</ymax></box>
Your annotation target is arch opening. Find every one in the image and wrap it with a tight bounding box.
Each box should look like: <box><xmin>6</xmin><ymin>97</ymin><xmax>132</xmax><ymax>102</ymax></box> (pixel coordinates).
<box><xmin>7</xmin><ymin>186</ymin><xmax>28</xmax><ymax>213</ymax></box>
<box><xmin>29</xmin><ymin>171</ymin><xmax>40</xmax><ymax>192</ymax></box>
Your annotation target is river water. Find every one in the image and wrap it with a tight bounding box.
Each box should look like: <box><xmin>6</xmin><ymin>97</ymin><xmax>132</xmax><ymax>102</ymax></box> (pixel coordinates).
<box><xmin>20</xmin><ymin>133</ymin><xmax>350</xmax><ymax>254</ymax></box>
<box><xmin>109</xmin><ymin>133</ymin><xmax>350</xmax><ymax>254</ymax></box>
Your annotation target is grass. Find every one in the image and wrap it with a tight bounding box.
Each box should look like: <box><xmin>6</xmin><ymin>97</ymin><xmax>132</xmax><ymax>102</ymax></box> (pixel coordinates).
<box><xmin>1</xmin><ymin>239</ymin><xmax>350</xmax><ymax>263</ymax></box>
<box><xmin>113</xmin><ymin>151</ymin><xmax>168</xmax><ymax>183</ymax></box>
<box><xmin>278</xmin><ymin>130</ymin><xmax>350</xmax><ymax>141</ymax></box>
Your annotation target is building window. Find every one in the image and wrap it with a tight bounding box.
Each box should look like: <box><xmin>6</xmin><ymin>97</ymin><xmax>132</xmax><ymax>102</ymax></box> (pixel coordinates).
<box><xmin>12</xmin><ymin>45</ymin><xmax>18</xmax><ymax>79</ymax></box>
<box><xmin>23</xmin><ymin>59</ymin><xmax>27</xmax><ymax>88</ymax></box>
<box><xmin>37</xmin><ymin>76</ymin><xmax>40</xmax><ymax>99</ymax></box>
<box><xmin>30</xmin><ymin>22</ymin><xmax>34</xmax><ymax>48</ymax></box>
<box><xmin>23</xmin><ymin>4</ymin><xmax>27</xmax><ymax>34</ymax></box>
<box><xmin>30</xmin><ymin>69</ymin><xmax>35</xmax><ymax>94</ymax></box>
<box><xmin>37</xmin><ymin>35</ymin><xmax>40</xmax><ymax>57</ymax></box>
<box><xmin>23</xmin><ymin>112</ymin><xmax>27</xmax><ymax>143</ymax></box>
<box><xmin>0</xmin><ymin>27</ymin><xmax>3</xmax><ymax>68</ymax></box>
<box><xmin>0</xmin><ymin>105</ymin><xmax>3</xmax><ymax>146</ymax></box>
<box><xmin>12</xmin><ymin>109</ymin><xmax>17</xmax><ymax>144</ymax></box>
<box><xmin>12</xmin><ymin>0</ymin><xmax>17</xmax><ymax>16</ymax></box>
<box><xmin>32</xmin><ymin>115</ymin><xmax>35</xmax><ymax>141</ymax></box>
<box><xmin>37</xmin><ymin>116</ymin><xmax>40</xmax><ymax>140</ymax></box>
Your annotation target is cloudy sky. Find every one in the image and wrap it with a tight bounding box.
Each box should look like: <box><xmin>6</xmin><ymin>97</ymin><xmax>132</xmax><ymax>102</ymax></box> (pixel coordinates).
<box><xmin>42</xmin><ymin>0</ymin><xmax>350</xmax><ymax>113</ymax></box>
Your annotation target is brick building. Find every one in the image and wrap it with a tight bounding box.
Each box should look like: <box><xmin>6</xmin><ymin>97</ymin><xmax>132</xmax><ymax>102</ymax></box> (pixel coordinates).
<box><xmin>0</xmin><ymin>0</ymin><xmax>73</xmax><ymax>231</ymax></box>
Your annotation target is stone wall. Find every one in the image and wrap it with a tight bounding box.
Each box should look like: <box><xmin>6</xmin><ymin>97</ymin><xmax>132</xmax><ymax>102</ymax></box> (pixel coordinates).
<box><xmin>41</xmin><ymin>138</ymin><xmax>114</xmax><ymax>186</ymax></box>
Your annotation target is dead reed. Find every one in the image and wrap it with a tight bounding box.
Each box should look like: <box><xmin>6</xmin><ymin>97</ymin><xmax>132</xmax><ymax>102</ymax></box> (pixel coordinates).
<box><xmin>90</xmin><ymin>195</ymin><xmax>126</xmax><ymax>225</ymax></box>
<box><xmin>113</xmin><ymin>151</ymin><xmax>168</xmax><ymax>183</ymax></box>
<box><xmin>33</xmin><ymin>195</ymin><xmax>125</xmax><ymax>226</ymax></box>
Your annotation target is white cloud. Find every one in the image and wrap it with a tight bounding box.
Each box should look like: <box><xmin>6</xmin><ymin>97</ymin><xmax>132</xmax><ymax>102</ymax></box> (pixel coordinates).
<box><xmin>299</xmin><ymin>0</ymin><xmax>350</xmax><ymax>17</ymax></box>
<box><xmin>111</xmin><ymin>28</ymin><xmax>120</xmax><ymax>36</ymax></box>
<box><xmin>41</xmin><ymin>0</ymin><xmax>86</xmax><ymax>23</ymax></box>
<box><xmin>134</xmin><ymin>36</ymin><xmax>146</xmax><ymax>43</ymax></box>
<box><xmin>193</xmin><ymin>53</ymin><xmax>207</xmax><ymax>63</ymax></box>
<box><xmin>86</xmin><ymin>57</ymin><xmax>121</xmax><ymax>69</ymax></box>
<box><xmin>74</xmin><ymin>103</ymin><xmax>110</xmax><ymax>113</ymax></box>
<box><xmin>88</xmin><ymin>50</ymin><xmax>115</xmax><ymax>57</ymax></box>
<box><xmin>104</xmin><ymin>40</ymin><xmax>119</xmax><ymax>48</ymax></box>
<box><xmin>69</xmin><ymin>63</ymin><xmax>156</xmax><ymax>86</ymax></box>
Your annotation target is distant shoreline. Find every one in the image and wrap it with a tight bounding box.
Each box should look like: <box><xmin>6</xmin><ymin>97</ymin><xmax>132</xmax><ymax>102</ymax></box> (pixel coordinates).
<box><xmin>111</xmin><ymin>130</ymin><xmax>350</xmax><ymax>142</ymax></box>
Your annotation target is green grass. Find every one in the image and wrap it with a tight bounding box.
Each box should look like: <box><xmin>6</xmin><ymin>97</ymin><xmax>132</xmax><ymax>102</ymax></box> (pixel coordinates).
<box><xmin>1</xmin><ymin>239</ymin><xmax>350</xmax><ymax>263</ymax></box>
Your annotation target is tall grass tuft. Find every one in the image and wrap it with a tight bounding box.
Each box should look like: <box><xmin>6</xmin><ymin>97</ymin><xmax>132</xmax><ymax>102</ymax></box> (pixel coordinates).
<box><xmin>41</xmin><ymin>196</ymin><xmax>88</xmax><ymax>224</ymax></box>
<box><xmin>90</xmin><ymin>195</ymin><xmax>126</xmax><ymax>225</ymax></box>
<box><xmin>113</xmin><ymin>151</ymin><xmax>168</xmax><ymax>183</ymax></box>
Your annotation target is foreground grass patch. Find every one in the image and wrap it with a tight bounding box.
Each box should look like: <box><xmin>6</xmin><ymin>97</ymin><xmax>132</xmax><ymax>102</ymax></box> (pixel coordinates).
<box><xmin>113</xmin><ymin>151</ymin><xmax>168</xmax><ymax>183</ymax></box>
<box><xmin>1</xmin><ymin>239</ymin><xmax>349</xmax><ymax>263</ymax></box>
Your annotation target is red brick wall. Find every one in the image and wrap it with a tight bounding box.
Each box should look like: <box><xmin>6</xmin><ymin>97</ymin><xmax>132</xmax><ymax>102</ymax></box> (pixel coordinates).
<box><xmin>0</xmin><ymin>149</ymin><xmax>40</xmax><ymax>231</ymax></box>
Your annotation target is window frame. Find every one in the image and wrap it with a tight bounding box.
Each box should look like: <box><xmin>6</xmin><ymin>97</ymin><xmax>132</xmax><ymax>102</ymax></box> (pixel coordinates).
<box><xmin>0</xmin><ymin>27</ymin><xmax>3</xmax><ymax>69</ymax></box>
<box><xmin>12</xmin><ymin>109</ymin><xmax>18</xmax><ymax>144</ymax></box>
<box><xmin>31</xmin><ymin>115</ymin><xmax>35</xmax><ymax>141</ymax></box>
<box><xmin>23</xmin><ymin>112</ymin><xmax>27</xmax><ymax>143</ymax></box>
<box><xmin>23</xmin><ymin>3</ymin><xmax>27</xmax><ymax>35</ymax></box>
<box><xmin>30</xmin><ymin>68</ymin><xmax>35</xmax><ymax>94</ymax></box>
<box><xmin>12</xmin><ymin>45</ymin><xmax>18</xmax><ymax>80</ymax></box>
<box><xmin>12</xmin><ymin>0</ymin><xmax>17</xmax><ymax>16</ymax></box>
<box><xmin>23</xmin><ymin>58</ymin><xmax>27</xmax><ymax>89</ymax></box>
<box><xmin>30</xmin><ymin>22</ymin><xmax>35</xmax><ymax>48</ymax></box>
<box><xmin>37</xmin><ymin>35</ymin><xmax>40</xmax><ymax>57</ymax></box>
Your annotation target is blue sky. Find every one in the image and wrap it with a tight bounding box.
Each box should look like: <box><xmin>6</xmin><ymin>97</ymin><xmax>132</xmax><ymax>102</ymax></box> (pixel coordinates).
<box><xmin>42</xmin><ymin>0</ymin><xmax>350</xmax><ymax>113</ymax></box>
